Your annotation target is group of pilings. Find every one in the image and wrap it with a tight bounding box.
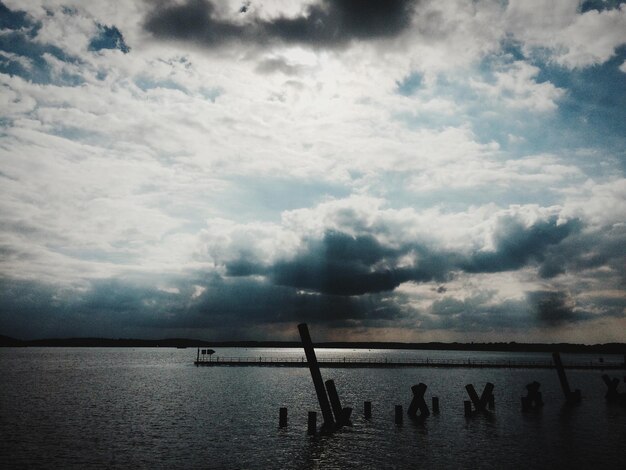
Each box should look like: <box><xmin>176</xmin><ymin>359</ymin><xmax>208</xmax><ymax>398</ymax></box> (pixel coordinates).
<box><xmin>283</xmin><ymin>325</ymin><xmax>626</xmax><ymax>435</ymax></box>
<box><xmin>298</xmin><ymin>323</ymin><xmax>352</xmax><ymax>433</ymax></box>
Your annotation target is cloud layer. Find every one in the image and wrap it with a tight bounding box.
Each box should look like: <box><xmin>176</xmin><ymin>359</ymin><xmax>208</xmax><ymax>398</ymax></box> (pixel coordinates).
<box><xmin>0</xmin><ymin>0</ymin><xmax>625</xmax><ymax>341</ymax></box>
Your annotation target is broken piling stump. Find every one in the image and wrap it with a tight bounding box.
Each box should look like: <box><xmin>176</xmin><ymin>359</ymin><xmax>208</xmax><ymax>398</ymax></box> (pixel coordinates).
<box><xmin>279</xmin><ymin>407</ymin><xmax>288</xmax><ymax>427</ymax></box>
<box><xmin>432</xmin><ymin>396</ymin><xmax>440</xmax><ymax>414</ymax></box>
<box><xmin>364</xmin><ymin>401</ymin><xmax>372</xmax><ymax>419</ymax></box>
<box><xmin>395</xmin><ymin>405</ymin><xmax>403</xmax><ymax>425</ymax></box>
<box><xmin>465</xmin><ymin>382</ymin><xmax>494</xmax><ymax>413</ymax></box>
<box><xmin>521</xmin><ymin>381</ymin><xmax>544</xmax><ymax>411</ymax></box>
<box><xmin>602</xmin><ymin>374</ymin><xmax>626</xmax><ymax>405</ymax></box>
<box><xmin>325</xmin><ymin>379</ymin><xmax>351</xmax><ymax>427</ymax></box>
<box><xmin>407</xmin><ymin>383</ymin><xmax>430</xmax><ymax>419</ymax></box>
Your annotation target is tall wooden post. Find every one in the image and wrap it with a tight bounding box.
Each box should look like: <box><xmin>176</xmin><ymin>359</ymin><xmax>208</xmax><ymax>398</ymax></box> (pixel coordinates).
<box><xmin>196</xmin><ymin>347</ymin><xmax>199</xmax><ymax>364</ymax></box>
<box><xmin>552</xmin><ymin>352</ymin><xmax>571</xmax><ymax>397</ymax></box>
<box><xmin>553</xmin><ymin>352</ymin><xmax>581</xmax><ymax>403</ymax></box>
<box><xmin>298</xmin><ymin>323</ymin><xmax>335</xmax><ymax>429</ymax></box>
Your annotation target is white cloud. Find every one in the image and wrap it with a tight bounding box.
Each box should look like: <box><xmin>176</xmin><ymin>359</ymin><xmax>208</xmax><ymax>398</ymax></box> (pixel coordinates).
<box><xmin>561</xmin><ymin>178</ymin><xmax>626</xmax><ymax>227</ymax></box>
<box><xmin>470</xmin><ymin>61</ymin><xmax>565</xmax><ymax>111</ymax></box>
<box><xmin>504</xmin><ymin>0</ymin><xmax>626</xmax><ymax>68</ymax></box>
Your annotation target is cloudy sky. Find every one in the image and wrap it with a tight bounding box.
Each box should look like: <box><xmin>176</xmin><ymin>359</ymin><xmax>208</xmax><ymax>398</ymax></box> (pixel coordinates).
<box><xmin>1</xmin><ymin>0</ymin><xmax>625</xmax><ymax>342</ymax></box>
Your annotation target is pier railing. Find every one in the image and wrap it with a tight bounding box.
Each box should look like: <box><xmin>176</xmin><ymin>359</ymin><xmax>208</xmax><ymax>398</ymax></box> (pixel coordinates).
<box><xmin>194</xmin><ymin>355</ymin><xmax>625</xmax><ymax>369</ymax></box>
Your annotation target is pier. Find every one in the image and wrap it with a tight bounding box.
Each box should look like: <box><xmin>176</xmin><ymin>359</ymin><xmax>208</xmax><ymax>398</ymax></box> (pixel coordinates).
<box><xmin>194</xmin><ymin>354</ymin><xmax>625</xmax><ymax>370</ymax></box>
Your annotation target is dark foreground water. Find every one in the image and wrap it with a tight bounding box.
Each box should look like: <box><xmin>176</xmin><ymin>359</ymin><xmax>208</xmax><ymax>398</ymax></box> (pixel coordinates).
<box><xmin>1</xmin><ymin>348</ymin><xmax>625</xmax><ymax>469</ymax></box>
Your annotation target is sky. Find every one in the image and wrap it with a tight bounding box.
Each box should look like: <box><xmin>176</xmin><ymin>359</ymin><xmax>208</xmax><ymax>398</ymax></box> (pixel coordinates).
<box><xmin>0</xmin><ymin>0</ymin><xmax>625</xmax><ymax>342</ymax></box>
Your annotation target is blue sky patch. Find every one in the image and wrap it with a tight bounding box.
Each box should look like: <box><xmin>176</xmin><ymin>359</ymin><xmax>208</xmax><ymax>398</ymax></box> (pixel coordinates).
<box><xmin>88</xmin><ymin>24</ymin><xmax>130</xmax><ymax>54</ymax></box>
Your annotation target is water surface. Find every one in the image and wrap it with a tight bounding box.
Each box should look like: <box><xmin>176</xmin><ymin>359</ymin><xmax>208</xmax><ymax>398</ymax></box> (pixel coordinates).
<box><xmin>1</xmin><ymin>348</ymin><xmax>625</xmax><ymax>469</ymax></box>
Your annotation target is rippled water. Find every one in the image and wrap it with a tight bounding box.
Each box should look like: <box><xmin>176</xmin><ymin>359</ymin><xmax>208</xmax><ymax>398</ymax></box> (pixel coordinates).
<box><xmin>1</xmin><ymin>348</ymin><xmax>625</xmax><ymax>469</ymax></box>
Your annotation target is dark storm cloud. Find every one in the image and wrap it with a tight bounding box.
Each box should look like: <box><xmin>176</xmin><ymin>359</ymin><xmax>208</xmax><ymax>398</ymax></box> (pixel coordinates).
<box><xmin>528</xmin><ymin>290</ymin><xmax>592</xmax><ymax>326</ymax></box>
<box><xmin>424</xmin><ymin>293</ymin><xmax>532</xmax><ymax>331</ymax></box>
<box><xmin>226</xmin><ymin>217</ymin><xmax>582</xmax><ymax>296</ymax></box>
<box><xmin>0</xmin><ymin>275</ymin><xmax>403</xmax><ymax>339</ymax></box>
<box><xmin>144</xmin><ymin>0</ymin><xmax>417</xmax><ymax>49</ymax></box>
<box><xmin>226</xmin><ymin>231</ymin><xmax>451</xmax><ymax>296</ymax></box>
<box><xmin>538</xmin><ymin>223</ymin><xmax>626</xmax><ymax>280</ymax></box>
<box><xmin>461</xmin><ymin>217</ymin><xmax>581</xmax><ymax>273</ymax></box>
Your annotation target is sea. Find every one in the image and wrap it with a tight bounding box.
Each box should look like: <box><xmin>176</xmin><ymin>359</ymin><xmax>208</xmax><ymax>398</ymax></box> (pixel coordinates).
<box><xmin>1</xmin><ymin>347</ymin><xmax>625</xmax><ymax>469</ymax></box>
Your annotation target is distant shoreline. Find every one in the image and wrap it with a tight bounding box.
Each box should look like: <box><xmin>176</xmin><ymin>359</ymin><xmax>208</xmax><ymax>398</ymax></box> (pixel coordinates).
<box><xmin>1</xmin><ymin>335</ymin><xmax>625</xmax><ymax>354</ymax></box>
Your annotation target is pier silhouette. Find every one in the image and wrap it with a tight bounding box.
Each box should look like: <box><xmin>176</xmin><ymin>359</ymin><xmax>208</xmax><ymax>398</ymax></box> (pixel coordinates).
<box><xmin>194</xmin><ymin>354</ymin><xmax>624</xmax><ymax>370</ymax></box>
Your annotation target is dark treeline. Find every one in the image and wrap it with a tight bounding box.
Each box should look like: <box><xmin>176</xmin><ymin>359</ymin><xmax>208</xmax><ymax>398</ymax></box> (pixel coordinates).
<box><xmin>1</xmin><ymin>335</ymin><xmax>625</xmax><ymax>354</ymax></box>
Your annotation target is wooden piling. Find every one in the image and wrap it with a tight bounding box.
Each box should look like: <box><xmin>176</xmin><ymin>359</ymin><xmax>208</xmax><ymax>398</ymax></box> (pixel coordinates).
<box><xmin>279</xmin><ymin>407</ymin><xmax>288</xmax><ymax>427</ymax></box>
<box><xmin>408</xmin><ymin>383</ymin><xmax>430</xmax><ymax>417</ymax></box>
<box><xmin>522</xmin><ymin>381</ymin><xmax>544</xmax><ymax>411</ymax></box>
<box><xmin>325</xmin><ymin>379</ymin><xmax>345</xmax><ymax>425</ymax></box>
<box><xmin>298</xmin><ymin>323</ymin><xmax>335</xmax><ymax>429</ymax></box>
<box><xmin>552</xmin><ymin>352</ymin><xmax>581</xmax><ymax>404</ymax></box>
<box><xmin>340</xmin><ymin>407</ymin><xmax>353</xmax><ymax>426</ymax></box>
<box><xmin>364</xmin><ymin>401</ymin><xmax>372</xmax><ymax>419</ymax></box>
<box><xmin>552</xmin><ymin>352</ymin><xmax>571</xmax><ymax>397</ymax></box>
<box><xmin>465</xmin><ymin>384</ymin><xmax>481</xmax><ymax>408</ymax></box>
<box><xmin>307</xmin><ymin>411</ymin><xmax>317</xmax><ymax>435</ymax></box>
<box><xmin>395</xmin><ymin>405</ymin><xmax>403</xmax><ymax>424</ymax></box>
<box><xmin>432</xmin><ymin>396</ymin><xmax>440</xmax><ymax>414</ymax></box>
<box><xmin>464</xmin><ymin>400</ymin><xmax>472</xmax><ymax>416</ymax></box>
<box><xmin>602</xmin><ymin>374</ymin><xmax>621</xmax><ymax>402</ymax></box>
<box><xmin>480</xmin><ymin>383</ymin><xmax>494</xmax><ymax>410</ymax></box>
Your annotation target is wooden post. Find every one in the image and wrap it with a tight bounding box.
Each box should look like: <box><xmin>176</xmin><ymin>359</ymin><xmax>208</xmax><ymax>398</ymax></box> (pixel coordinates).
<box><xmin>466</xmin><ymin>382</ymin><xmax>495</xmax><ymax>413</ymax></box>
<box><xmin>298</xmin><ymin>323</ymin><xmax>335</xmax><ymax>429</ymax></box>
<box><xmin>480</xmin><ymin>383</ymin><xmax>494</xmax><ymax>410</ymax></box>
<box><xmin>464</xmin><ymin>400</ymin><xmax>472</xmax><ymax>416</ymax></box>
<box><xmin>408</xmin><ymin>383</ymin><xmax>430</xmax><ymax>418</ymax></box>
<box><xmin>395</xmin><ymin>405</ymin><xmax>403</xmax><ymax>424</ymax></box>
<box><xmin>364</xmin><ymin>401</ymin><xmax>372</xmax><ymax>419</ymax></box>
<box><xmin>522</xmin><ymin>381</ymin><xmax>544</xmax><ymax>411</ymax></box>
<box><xmin>307</xmin><ymin>411</ymin><xmax>317</xmax><ymax>435</ymax></box>
<box><xmin>325</xmin><ymin>379</ymin><xmax>344</xmax><ymax>425</ymax></box>
<box><xmin>465</xmin><ymin>384</ymin><xmax>481</xmax><ymax>410</ymax></box>
<box><xmin>340</xmin><ymin>407</ymin><xmax>353</xmax><ymax>426</ymax></box>
<box><xmin>432</xmin><ymin>396</ymin><xmax>439</xmax><ymax>414</ymax></box>
<box><xmin>602</xmin><ymin>374</ymin><xmax>621</xmax><ymax>402</ymax></box>
<box><xmin>552</xmin><ymin>352</ymin><xmax>571</xmax><ymax>396</ymax></box>
<box><xmin>552</xmin><ymin>352</ymin><xmax>581</xmax><ymax>404</ymax></box>
<box><xmin>279</xmin><ymin>407</ymin><xmax>288</xmax><ymax>427</ymax></box>
<box><xmin>196</xmin><ymin>347</ymin><xmax>199</xmax><ymax>363</ymax></box>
